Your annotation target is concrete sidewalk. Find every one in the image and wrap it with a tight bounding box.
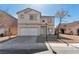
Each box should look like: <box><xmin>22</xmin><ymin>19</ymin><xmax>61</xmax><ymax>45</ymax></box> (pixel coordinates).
<box><xmin>48</xmin><ymin>42</ymin><xmax>79</xmax><ymax>54</ymax></box>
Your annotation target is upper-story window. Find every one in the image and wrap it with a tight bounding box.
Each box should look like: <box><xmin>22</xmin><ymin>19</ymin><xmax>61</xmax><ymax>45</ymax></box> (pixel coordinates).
<box><xmin>29</xmin><ymin>14</ymin><xmax>37</xmax><ymax>20</ymax></box>
<box><xmin>20</xmin><ymin>14</ymin><xmax>24</xmax><ymax>19</ymax></box>
<box><xmin>30</xmin><ymin>15</ymin><xmax>34</xmax><ymax>20</ymax></box>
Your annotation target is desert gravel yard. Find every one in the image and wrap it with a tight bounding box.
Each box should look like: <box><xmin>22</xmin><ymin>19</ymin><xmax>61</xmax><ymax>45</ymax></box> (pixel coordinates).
<box><xmin>60</xmin><ymin>34</ymin><xmax>79</xmax><ymax>43</ymax></box>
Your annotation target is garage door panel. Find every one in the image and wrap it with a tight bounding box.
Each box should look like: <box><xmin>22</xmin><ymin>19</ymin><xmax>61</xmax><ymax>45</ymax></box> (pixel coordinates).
<box><xmin>20</xmin><ymin>28</ymin><xmax>39</xmax><ymax>36</ymax></box>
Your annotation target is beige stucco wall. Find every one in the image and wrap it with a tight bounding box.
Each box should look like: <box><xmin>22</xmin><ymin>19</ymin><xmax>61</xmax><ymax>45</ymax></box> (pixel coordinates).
<box><xmin>17</xmin><ymin>10</ymin><xmax>41</xmax><ymax>36</ymax></box>
<box><xmin>41</xmin><ymin>16</ymin><xmax>55</xmax><ymax>34</ymax></box>
<box><xmin>70</xmin><ymin>24</ymin><xmax>79</xmax><ymax>35</ymax></box>
<box><xmin>60</xmin><ymin>22</ymin><xmax>79</xmax><ymax>35</ymax></box>
<box><xmin>17</xmin><ymin>10</ymin><xmax>41</xmax><ymax>24</ymax></box>
<box><xmin>0</xmin><ymin>11</ymin><xmax>17</xmax><ymax>36</ymax></box>
<box><xmin>17</xmin><ymin>8</ymin><xmax>55</xmax><ymax>36</ymax></box>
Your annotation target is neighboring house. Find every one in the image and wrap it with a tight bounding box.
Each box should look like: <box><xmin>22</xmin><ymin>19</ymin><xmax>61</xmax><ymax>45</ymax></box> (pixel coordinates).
<box><xmin>0</xmin><ymin>10</ymin><xmax>17</xmax><ymax>36</ymax></box>
<box><xmin>0</xmin><ymin>26</ymin><xmax>5</xmax><ymax>36</ymax></box>
<box><xmin>59</xmin><ymin>21</ymin><xmax>79</xmax><ymax>35</ymax></box>
<box><xmin>17</xmin><ymin>8</ymin><xmax>55</xmax><ymax>36</ymax></box>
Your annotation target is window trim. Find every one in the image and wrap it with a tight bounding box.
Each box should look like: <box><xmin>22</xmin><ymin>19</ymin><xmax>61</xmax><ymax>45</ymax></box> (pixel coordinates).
<box><xmin>29</xmin><ymin>14</ymin><xmax>37</xmax><ymax>20</ymax></box>
<box><xmin>20</xmin><ymin>14</ymin><xmax>24</xmax><ymax>19</ymax></box>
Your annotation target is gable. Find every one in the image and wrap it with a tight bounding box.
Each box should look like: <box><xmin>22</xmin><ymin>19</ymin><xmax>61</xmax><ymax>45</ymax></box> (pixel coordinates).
<box><xmin>26</xmin><ymin>10</ymin><xmax>41</xmax><ymax>15</ymax></box>
<box><xmin>17</xmin><ymin>8</ymin><xmax>41</xmax><ymax>15</ymax></box>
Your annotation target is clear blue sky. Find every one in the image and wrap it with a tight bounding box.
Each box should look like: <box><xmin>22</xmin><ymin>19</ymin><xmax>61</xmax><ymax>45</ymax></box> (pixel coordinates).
<box><xmin>0</xmin><ymin>4</ymin><xmax>79</xmax><ymax>26</ymax></box>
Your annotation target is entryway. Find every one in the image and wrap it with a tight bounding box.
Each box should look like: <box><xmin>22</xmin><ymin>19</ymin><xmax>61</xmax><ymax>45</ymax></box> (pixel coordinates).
<box><xmin>60</xmin><ymin>29</ymin><xmax>65</xmax><ymax>34</ymax></box>
<box><xmin>77</xmin><ymin>29</ymin><xmax>79</xmax><ymax>35</ymax></box>
<box><xmin>41</xmin><ymin>26</ymin><xmax>47</xmax><ymax>36</ymax></box>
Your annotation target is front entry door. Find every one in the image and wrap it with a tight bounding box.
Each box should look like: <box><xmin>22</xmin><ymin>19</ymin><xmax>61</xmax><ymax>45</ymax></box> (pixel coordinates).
<box><xmin>77</xmin><ymin>29</ymin><xmax>79</xmax><ymax>35</ymax></box>
<box><xmin>60</xmin><ymin>29</ymin><xmax>65</xmax><ymax>34</ymax></box>
<box><xmin>41</xmin><ymin>26</ymin><xmax>47</xmax><ymax>35</ymax></box>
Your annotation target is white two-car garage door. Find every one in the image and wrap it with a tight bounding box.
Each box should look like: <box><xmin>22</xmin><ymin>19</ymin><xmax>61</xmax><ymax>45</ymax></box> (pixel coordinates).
<box><xmin>20</xmin><ymin>28</ymin><xmax>40</xmax><ymax>36</ymax></box>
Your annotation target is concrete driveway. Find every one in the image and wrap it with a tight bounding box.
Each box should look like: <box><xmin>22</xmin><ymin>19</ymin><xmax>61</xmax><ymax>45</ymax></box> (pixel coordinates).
<box><xmin>0</xmin><ymin>36</ymin><xmax>48</xmax><ymax>54</ymax></box>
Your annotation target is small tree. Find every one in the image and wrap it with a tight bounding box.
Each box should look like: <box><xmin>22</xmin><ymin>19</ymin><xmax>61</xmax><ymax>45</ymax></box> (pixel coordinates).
<box><xmin>56</xmin><ymin>9</ymin><xmax>70</xmax><ymax>39</ymax></box>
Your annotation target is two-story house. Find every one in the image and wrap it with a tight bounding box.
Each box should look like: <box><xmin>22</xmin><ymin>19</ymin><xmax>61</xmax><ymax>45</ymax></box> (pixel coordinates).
<box><xmin>17</xmin><ymin>8</ymin><xmax>55</xmax><ymax>36</ymax></box>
